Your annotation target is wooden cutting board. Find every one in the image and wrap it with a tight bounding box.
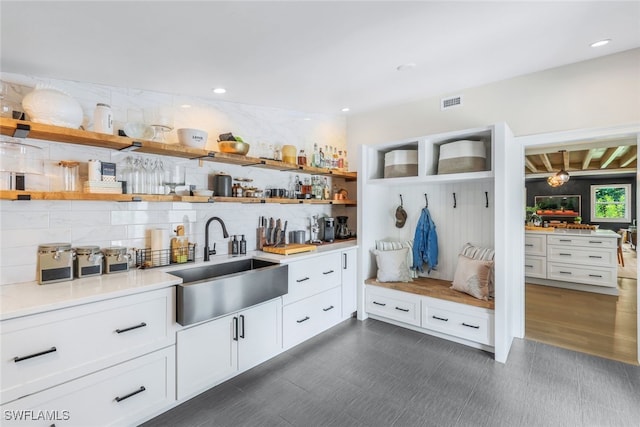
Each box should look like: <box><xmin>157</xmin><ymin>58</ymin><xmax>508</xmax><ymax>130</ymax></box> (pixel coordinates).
<box><xmin>262</xmin><ymin>244</ymin><xmax>317</xmax><ymax>255</ymax></box>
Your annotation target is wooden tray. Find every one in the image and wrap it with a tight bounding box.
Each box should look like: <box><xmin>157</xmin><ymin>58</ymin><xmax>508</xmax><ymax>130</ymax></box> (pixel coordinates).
<box><xmin>262</xmin><ymin>244</ymin><xmax>318</xmax><ymax>255</ymax></box>
<box><xmin>525</xmin><ymin>226</ymin><xmax>555</xmax><ymax>232</ymax></box>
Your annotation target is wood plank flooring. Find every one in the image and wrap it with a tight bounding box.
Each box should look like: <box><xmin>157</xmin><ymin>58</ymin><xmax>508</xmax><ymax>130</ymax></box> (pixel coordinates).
<box><xmin>525</xmin><ymin>277</ymin><xmax>638</xmax><ymax>365</ymax></box>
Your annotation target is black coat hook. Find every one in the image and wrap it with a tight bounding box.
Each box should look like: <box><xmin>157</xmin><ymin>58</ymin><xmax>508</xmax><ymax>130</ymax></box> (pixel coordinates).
<box><xmin>424</xmin><ymin>193</ymin><xmax>428</xmax><ymax>208</ymax></box>
<box><xmin>485</xmin><ymin>191</ymin><xmax>489</xmax><ymax>208</ymax></box>
<box><xmin>399</xmin><ymin>194</ymin><xmax>403</xmax><ymax>207</ymax></box>
<box><xmin>453</xmin><ymin>192</ymin><xmax>457</xmax><ymax>208</ymax></box>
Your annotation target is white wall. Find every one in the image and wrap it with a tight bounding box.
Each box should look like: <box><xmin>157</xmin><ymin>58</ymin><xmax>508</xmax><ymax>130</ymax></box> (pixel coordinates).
<box><xmin>346</xmin><ymin>48</ymin><xmax>640</xmax><ymax>151</ymax></box>
<box><xmin>0</xmin><ymin>74</ymin><xmax>354</xmax><ymax>286</ymax></box>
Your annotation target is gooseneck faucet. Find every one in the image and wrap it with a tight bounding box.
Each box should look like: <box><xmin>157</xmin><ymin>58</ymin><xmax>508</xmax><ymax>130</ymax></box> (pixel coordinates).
<box><xmin>204</xmin><ymin>216</ymin><xmax>229</xmax><ymax>261</ymax></box>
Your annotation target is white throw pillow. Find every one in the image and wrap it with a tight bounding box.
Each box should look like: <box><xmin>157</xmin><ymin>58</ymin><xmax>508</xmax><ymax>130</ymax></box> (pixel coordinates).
<box><xmin>451</xmin><ymin>254</ymin><xmax>493</xmax><ymax>301</ymax></box>
<box><xmin>372</xmin><ymin>248</ymin><xmax>412</xmax><ymax>283</ymax></box>
<box><xmin>460</xmin><ymin>242</ymin><xmax>495</xmax><ymax>298</ymax></box>
<box><xmin>375</xmin><ymin>239</ymin><xmax>417</xmax><ymax>278</ymax></box>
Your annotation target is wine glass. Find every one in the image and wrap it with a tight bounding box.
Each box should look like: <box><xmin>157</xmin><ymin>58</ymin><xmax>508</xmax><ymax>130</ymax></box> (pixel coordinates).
<box><xmin>146</xmin><ymin>106</ymin><xmax>174</xmax><ymax>143</ymax></box>
<box><xmin>163</xmin><ymin>164</ymin><xmax>185</xmax><ymax>194</ymax></box>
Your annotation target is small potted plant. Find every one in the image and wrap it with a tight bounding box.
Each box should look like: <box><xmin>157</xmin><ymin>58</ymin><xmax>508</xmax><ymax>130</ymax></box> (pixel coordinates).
<box><xmin>574</xmin><ymin>216</ymin><xmax>582</xmax><ymax>224</ymax></box>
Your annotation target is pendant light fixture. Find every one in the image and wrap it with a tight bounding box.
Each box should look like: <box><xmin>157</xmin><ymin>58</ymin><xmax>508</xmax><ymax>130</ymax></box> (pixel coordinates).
<box><xmin>547</xmin><ymin>150</ymin><xmax>570</xmax><ymax>187</ymax></box>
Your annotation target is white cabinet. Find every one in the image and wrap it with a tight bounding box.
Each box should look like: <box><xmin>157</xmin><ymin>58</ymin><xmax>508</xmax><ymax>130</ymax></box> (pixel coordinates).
<box><xmin>365</xmin><ymin>285</ymin><xmax>421</xmax><ymax>327</ymax></box>
<box><xmin>283</xmin><ymin>252</ymin><xmax>342</xmax><ymax>305</ymax></box>
<box><xmin>176</xmin><ymin>298</ymin><xmax>281</xmax><ymax>399</ymax></box>
<box><xmin>0</xmin><ymin>288</ymin><xmax>174</xmax><ymax>406</ymax></box>
<box><xmin>525</xmin><ymin>232</ymin><xmax>618</xmax><ymax>290</ymax></box>
<box><xmin>2</xmin><ymin>347</ymin><xmax>175</xmax><ymax>427</ymax></box>
<box><xmin>341</xmin><ymin>248</ymin><xmax>357</xmax><ymax>318</ymax></box>
<box><xmin>422</xmin><ymin>297</ymin><xmax>494</xmax><ymax>346</ymax></box>
<box><xmin>283</xmin><ymin>287</ymin><xmax>341</xmax><ymax>349</ymax></box>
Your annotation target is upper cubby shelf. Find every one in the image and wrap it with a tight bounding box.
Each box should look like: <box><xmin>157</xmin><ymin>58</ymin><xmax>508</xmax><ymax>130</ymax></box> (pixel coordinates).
<box><xmin>363</xmin><ymin>125</ymin><xmax>494</xmax><ymax>184</ymax></box>
<box><xmin>0</xmin><ymin>118</ymin><xmax>357</xmax><ymax>181</ymax></box>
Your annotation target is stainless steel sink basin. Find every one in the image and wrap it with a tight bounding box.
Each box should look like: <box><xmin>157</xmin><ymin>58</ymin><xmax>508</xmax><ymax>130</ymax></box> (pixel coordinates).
<box><xmin>172</xmin><ymin>259</ymin><xmax>288</xmax><ymax>326</ymax></box>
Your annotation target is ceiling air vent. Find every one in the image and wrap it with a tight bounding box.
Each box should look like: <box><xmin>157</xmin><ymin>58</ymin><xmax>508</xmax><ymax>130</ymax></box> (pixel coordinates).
<box><xmin>441</xmin><ymin>95</ymin><xmax>463</xmax><ymax>110</ymax></box>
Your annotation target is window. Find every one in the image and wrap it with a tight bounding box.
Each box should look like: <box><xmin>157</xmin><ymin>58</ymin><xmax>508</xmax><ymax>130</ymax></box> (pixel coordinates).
<box><xmin>590</xmin><ymin>184</ymin><xmax>631</xmax><ymax>222</ymax></box>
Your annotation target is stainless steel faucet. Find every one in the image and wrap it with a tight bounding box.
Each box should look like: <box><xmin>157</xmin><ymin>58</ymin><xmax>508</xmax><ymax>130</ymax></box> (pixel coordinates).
<box><xmin>204</xmin><ymin>216</ymin><xmax>229</xmax><ymax>261</ymax></box>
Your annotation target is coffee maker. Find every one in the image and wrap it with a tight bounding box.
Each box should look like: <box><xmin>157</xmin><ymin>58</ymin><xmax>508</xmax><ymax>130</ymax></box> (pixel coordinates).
<box><xmin>323</xmin><ymin>217</ymin><xmax>335</xmax><ymax>242</ymax></box>
<box><xmin>336</xmin><ymin>216</ymin><xmax>350</xmax><ymax>239</ymax></box>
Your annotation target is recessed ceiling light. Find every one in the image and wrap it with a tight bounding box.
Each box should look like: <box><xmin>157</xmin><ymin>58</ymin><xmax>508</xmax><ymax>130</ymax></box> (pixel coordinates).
<box><xmin>590</xmin><ymin>39</ymin><xmax>611</xmax><ymax>48</ymax></box>
<box><xmin>212</xmin><ymin>88</ymin><xmax>226</xmax><ymax>94</ymax></box>
<box><xmin>303</xmin><ymin>117</ymin><xmax>311</xmax><ymax>121</ymax></box>
<box><xmin>180</xmin><ymin>104</ymin><xmax>191</xmax><ymax>109</ymax></box>
<box><xmin>396</xmin><ymin>62</ymin><xmax>417</xmax><ymax>71</ymax></box>
<box><xmin>341</xmin><ymin>107</ymin><xmax>350</xmax><ymax>112</ymax></box>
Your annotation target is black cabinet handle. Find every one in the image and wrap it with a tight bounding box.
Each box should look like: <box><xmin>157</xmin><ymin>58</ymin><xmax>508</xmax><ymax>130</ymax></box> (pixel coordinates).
<box><xmin>115</xmin><ymin>386</ymin><xmax>146</xmax><ymax>403</ymax></box>
<box><xmin>525</xmin><ymin>244</ymin><xmax>534</xmax><ymax>247</ymax></box>
<box><xmin>559</xmin><ymin>239</ymin><xmax>572</xmax><ymax>242</ymax></box>
<box><xmin>462</xmin><ymin>323</ymin><xmax>480</xmax><ymax>329</ymax></box>
<box><xmin>322</xmin><ymin>305</ymin><xmax>335</xmax><ymax>312</ymax></box>
<box><xmin>559</xmin><ymin>253</ymin><xmax>571</xmax><ymax>256</ymax></box>
<box><xmin>372</xmin><ymin>301</ymin><xmax>386</xmax><ymax>306</ymax></box>
<box><xmin>588</xmin><ymin>274</ymin><xmax>603</xmax><ymax>278</ymax></box>
<box><xmin>559</xmin><ymin>271</ymin><xmax>572</xmax><ymax>275</ymax></box>
<box><xmin>239</xmin><ymin>314</ymin><xmax>245</xmax><ymax>339</ymax></box>
<box><xmin>343</xmin><ymin>253</ymin><xmax>347</xmax><ymax>269</ymax></box>
<box><xmin>589</xmin><ymin>255</ymin><xmax>603</xmax><ymax>259</ymax></box>
<box><xmin>296</xmin><ymin>277</ymin><xmax>310</xmax><ymax>283</ymax></box>
<box><xmin>233</xmin><ymin>316</ymin><xmax>238</xmax><ymax>341</ymax></box>
<box><xmin>14</xmin><ymin>346</ymin><xmax>57</xmax><ymax>363</ymax></box>
<box><xmin>432</xmin><ymin>315</ymin><xmax>448</xmax><ymax>322</ymax></box>
<box><xmin>322</xmin><ymin>270</ymin><xmax>335</xmax><ymax>275</ymax></box>
<box><xmin>589</xmin><ymin>241</ymin><xmax>603</xmax><ymax>244</ymax></box>
<box><xmin>296</xmin><ymin>316</ymin><xmax>310</xmax><ymax>323</ymax></box>
<box><xmin>115</xmin><ymin>322</ymin><xmax>147</xmax><ymax>334</ymax></box>
<box><xmin>525</xmin><ymin>264</ymin><xmax>534</xmax><ymax>268</ymax></box>
<box><xmin>395</xmin><ymin>307</ymin><xmax>410</xmax><ymax>312</ymax></box>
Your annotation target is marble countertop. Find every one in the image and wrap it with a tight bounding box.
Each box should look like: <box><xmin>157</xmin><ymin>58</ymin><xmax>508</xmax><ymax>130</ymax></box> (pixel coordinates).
<box><xmin>0</xmin><ymin>240</ymin><xmax>358</xmax><ymax>321</ymax></box>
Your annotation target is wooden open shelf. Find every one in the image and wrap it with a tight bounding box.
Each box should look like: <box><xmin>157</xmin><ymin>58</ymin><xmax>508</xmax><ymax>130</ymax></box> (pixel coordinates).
<box><xmin>0</xmin><ymin>190</ymin><xmax>357</xmax><ymax>205</ymax></box>
<box><xmin>0</xmin><ymin>118</ymin><xmax>357</xmax><ymax>181</ymax></box>
<box><xmin>365</xmin><ymin>276</ymin><xmax>495</xmax><ymax>310</ymax></box>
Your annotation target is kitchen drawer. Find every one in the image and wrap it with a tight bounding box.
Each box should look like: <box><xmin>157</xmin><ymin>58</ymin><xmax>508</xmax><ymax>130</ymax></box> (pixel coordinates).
<box><xmin>1</xmin><ymin>288</ymin><xmax>174</xmax><ymax>405</ymax></box>
<box><xmin>524</xmin><ymin>234</ymin><xmax>547</xmax><ymax>256</ymax></box>
<box><xmin>547</xmin><ymin>245</ymin><xmax>616</xmax><ymax>267</ymax></box>
<box><xmin>283</xmin><ymin>253</ymin><xmax>342</xmax><ymax>305</ymax></box>
<box><xmin>547</xmin><ymin>262</ymin><xmax>617</xmax><ymax>287</ymax></box>
<box><xmin>524</xmin><ymin>256</ymin><xmax>546</xmax><ymax>279</ymax></box>
<box><xmin>422</xmin><ymin>297</ymin><xmax>494</xmax><ymax>346</ymax></box>
<box><xmin>1</xmin><ymin>346</ymin><xmax>175</xmax><ymax>427</ymax></box>
<box><xmin>283</xmin><ymin>286</ymin><xmax>341</xmax><ymax>349</ymax></box>
<box><xmin>547</xmin><ymin>235</ymin><xmax>617</xmax><ymax>249</ymax></box>
<box><xmin>365</xmin><ymin>285</ymin><xmax>420</xmax><ymax>327</ymax></box>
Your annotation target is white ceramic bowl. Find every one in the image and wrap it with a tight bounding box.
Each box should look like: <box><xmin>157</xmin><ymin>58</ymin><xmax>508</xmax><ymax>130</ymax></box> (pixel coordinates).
<box><xmin>193</xmin><ymin>189</ymin><xmax>214</xmax><ymax>197</ymax></box>
<box><xmin>177</xmin><ymin>128</ymin><xmax>208</xmax><ymax>149</ymax></box>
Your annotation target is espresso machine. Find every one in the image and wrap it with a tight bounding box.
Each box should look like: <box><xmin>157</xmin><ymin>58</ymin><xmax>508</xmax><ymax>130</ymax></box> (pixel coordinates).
<box><xmin>336</xmin><ymin>216</ymin><xmax>350</xmax><ymax>239</ymax></box>
<box><xmin>323</xmin><ymin>217</ymin><xmax>335</xmax><ymax>242</ymax></box>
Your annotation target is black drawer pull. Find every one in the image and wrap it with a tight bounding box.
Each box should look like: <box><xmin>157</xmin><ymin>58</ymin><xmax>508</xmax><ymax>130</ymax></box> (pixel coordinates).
<box><xmin>296</xmin><ymin>277</ymin><xmax>310</xmax><ymax>283</ymax></box>
<box><xmin>322</xmin><ymin>270</ymin><xmax>335</xmax><ymax>275</ymax></box>
<box><xmin>559</xmin><ymin>239</ymin><xmax>572</xmax><ymax>242</ymax></box>
<box><xmin>588</xmin><ymin>255</ymin><xmax>603</xmax><ymax>259</ymax></box>
<box><xmin>525</xmin><ymin>244</ymin><xmax>534</xmax><ymax>247</ymax></box>
<box><xmin>525</xmin><ymin>264</ymin><xmax>534</xmax><ymax>268</ymax></box>
<box><xmin>559</xmin><ymin>253</ymin><xmax>571</xmax><ymax>256</ymax></box>
<box><xmin>296</xmin><ymin>316</ymin><xmax>310</xmax><ymax>323</ymax></box>
<box><xmin>239</xmin><ymin>314</ymin><xmax>245</xmax><ymax>339</ymax></box>
<box><xmin>559</xmin><ymin>271</ymin><xmax>572</xmax><ymax>275</ymax></box>
<box><xmin>14</xmin><ymin>346</ymin><xmax>57</xmax><ymax>363</ymax></box>
<box><xmin>372</xmin><ymin>301</ymin><xmax>386</xmax><ymax>306</ymax></box>
<box><xmin>588</xmin><ymin>274</ymin><xmax>603</xmax><ymax>278</ymax></box>
<box><xmin>115</xmin><ymin>386</ymin><xmax>146</xmax><ymax>403</ymax></box>
<box><xmin>432</xmin><ymin>315</ymin><xmax>448</xmax><ymax>322</ymax></box>
<box><xmin>233</xmin><ymin>316</ymin><xmax>239</xmax><ymax>341</ymax></box>
<box><xmin>322</xmin><ymin>305</ymin><xmax>334</xmax><ymax>312</ymax></box>
<box><xmin>395</xmin><ymin>307</ymin><xmax>410</xmax><ymax>312</ymax></box>
<box><xmin>589</xmin><ymin>241</ymin><xmax>603</xmax><ymax>244</ymax></box>
<box><xmin>115</xmin><ymin>322</ymin><xmax>147</xmax><ymax>334</ymax></box>
<box><xmin>462</xmin><ymin>323</ymin><xmax>480</xmax><ymax>329</ymax></box>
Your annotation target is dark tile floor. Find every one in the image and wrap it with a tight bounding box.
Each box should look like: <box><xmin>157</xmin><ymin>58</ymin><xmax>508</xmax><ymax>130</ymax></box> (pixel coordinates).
<box><xmin>142</xmin><ymin>318</ymin><xmax>640</xmax><ymax>427</ymax></box>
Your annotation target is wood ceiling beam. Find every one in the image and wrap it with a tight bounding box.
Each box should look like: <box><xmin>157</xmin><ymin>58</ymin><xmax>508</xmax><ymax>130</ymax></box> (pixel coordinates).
<box><xmin>582</xmin><ymin>149</ymin><xmax>595</xmax><ymax>170</ymax></box>
<box><xmin>524</xmin><ymin>156</ymin><xmax>538</xmax><ymax>173</ymax></box>
<box><xmin>600</xmin><ymin>146</ymin><xmax>626</xmax><ymax>169</ymax></box>
<box><xmin>539</xmin><ymin>153</ymin><xmax>553</xmax><ymax>172</ymax></box>
<box><xmin>619</xmin><ymin>146</ymin><xmax>637</xmax><ymax>167</ymax></box>
<box><xmin>562</xmin><ymin>150</ymin><xmax>569</xmax><ymax>170</ymax></box>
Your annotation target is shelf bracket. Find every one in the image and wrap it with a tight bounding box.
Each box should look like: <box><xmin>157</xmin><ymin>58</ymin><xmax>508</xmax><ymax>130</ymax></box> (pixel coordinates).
<box><xmin>13</xmin><ymin>123</ymin><xmax>30</xmax><ymax>139</ymax></box>
<box><xmin>241</xmin><ymin>159</ymin><xmax>267</xmax><ymax>167</ymax></box>
<box><xmin>15</xmin><ymin>194</ymin><xmax>31</xmax><ymax>201</ymax></box>
<box><xmin>190</xmin><ymin>151</ymin><xmax>216</xmax><ymax>160</ymax></box>
<box><xmin>119</xmin><ymin>141</ymin><xmax>142</xmax><ymax>152</ymax></box>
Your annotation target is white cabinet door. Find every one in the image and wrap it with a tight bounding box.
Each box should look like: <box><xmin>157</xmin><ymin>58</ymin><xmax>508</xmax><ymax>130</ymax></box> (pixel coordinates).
<box><xmin>524</xmin><ymin>256</ymin><xmax>546</xmax><ymax>279</ymax></box>
<box><xmin>283</xmin><ymin>287</ymin><xmax>341</xmax><ymax>350</ymax></box>
<box><xmin>341</xmin><ymin>248</ymin><xmax>357</xmax><ymax>318</ymax></box>
<box><xmin>237</xmin><ymin>299</ymin><xmax>281</xmax><ymax>371</ymax></box>
<box><xmin>176</xmin><ymin>314</ymin><xmax>237</xmax><ymax>400</ymax></box>
<box><xmin>283</xmin><ymin>253</ymin><xmax>342</xmax><ymax>305</ymax></box>
<box><xmin>524</xmin><ymin>234</ymin><xmax>547</xmax><ymax>256</ymax></box>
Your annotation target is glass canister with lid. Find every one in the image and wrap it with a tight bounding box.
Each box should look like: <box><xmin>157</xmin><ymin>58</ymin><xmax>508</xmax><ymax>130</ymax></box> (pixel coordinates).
<box><xmin>37</xmin><ymin>243</ymin><xmax>75</xmax><ymax>285</ymax></box>
<box><xmin>74</xmin><ymin>245</ymin><xmax>103</xmax><ymax>278</ymax></box>
<box><xmin>102</xmin><ymin>246</ymin><xmax>131</xmax><ymax>274</ymax></box>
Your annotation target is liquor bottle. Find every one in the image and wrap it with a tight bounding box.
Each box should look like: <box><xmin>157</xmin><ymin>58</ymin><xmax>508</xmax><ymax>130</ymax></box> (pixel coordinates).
<box><xmin>323</xmin><ymin>177</ymin><xmax>330</xmax><ymax>200</ymax></box>
<box><xmin>312</xmin><ymin>143</ymin><xmax>320</xmax><ymax>167</ymax></box>
<box><xmin>332</xmin><ymin>147</ymin><xmax>339</xmax><ymax>169</ymax></box>
<box><xmin>338</xmin><ymin>150</ymin><xmax>344</xmax><ymax>170</ymax></box>
<box><xmin>319</xmin><ymin>146</ymin><xmax>325</xmax><ymax>168</ymax></box>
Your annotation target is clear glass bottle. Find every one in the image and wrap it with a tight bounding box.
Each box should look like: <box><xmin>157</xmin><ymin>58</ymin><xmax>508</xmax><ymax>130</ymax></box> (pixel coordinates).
<box><xmin>338</xmin><ymin>150</ymin><xmax>344</xmax><ymax>170</ymax></box>
<box><xmin>318</xmin><ymin>146</ymin><xmax>325</xmax><ymax>168</ymax></box>
<box><xmin>297</xmin><ymin>149</ymin><xmax>307</xmax><ymax>166</ymax></box>
<box><xmin>323</xmin><ymin>177</ymin><xmax>330</xmax><ymax>200</ymax></box>
<box><xmin>312</xmin><ymin>143</ymin><xmax>320</xmax><ymax>167</ymax></box>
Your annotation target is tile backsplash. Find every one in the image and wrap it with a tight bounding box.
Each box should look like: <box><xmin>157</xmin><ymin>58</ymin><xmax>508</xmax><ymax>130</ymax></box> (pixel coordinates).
<box><xmin>0</xmin><ymin>73</ymin><xmax>355</xmax><ymax>285</ymax></box>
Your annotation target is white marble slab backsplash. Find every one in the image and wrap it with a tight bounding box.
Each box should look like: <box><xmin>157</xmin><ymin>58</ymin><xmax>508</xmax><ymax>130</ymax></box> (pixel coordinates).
<box><xmin>0</xmin><ymin>73</ymin><xmax>356</xmax><ymax>286</ymax></box>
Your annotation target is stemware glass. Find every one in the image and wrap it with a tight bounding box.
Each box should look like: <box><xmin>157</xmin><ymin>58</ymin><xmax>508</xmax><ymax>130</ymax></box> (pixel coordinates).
<box><xmin>163</xmin><ymin>164</ymin><xmax>185</xmax><ymax>194</ymax></box>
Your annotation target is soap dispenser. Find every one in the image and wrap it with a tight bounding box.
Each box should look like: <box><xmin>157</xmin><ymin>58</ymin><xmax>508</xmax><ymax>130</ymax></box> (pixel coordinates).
<box><xmin>231</xmin><ymin>235</ymin><xmax>239</xmax><ymax>256</ymax></box>
<box><xmin>240</xmin><ymin>235</ymin><xmax>247</xmax><ymax>255</ymax></box>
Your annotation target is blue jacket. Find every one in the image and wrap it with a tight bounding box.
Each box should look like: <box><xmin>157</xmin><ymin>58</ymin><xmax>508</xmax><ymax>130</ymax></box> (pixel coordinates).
<box><xmin>412</xmin><ymin>208</ymin><xmax>438</xmax><ymax>273</ymax></box>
